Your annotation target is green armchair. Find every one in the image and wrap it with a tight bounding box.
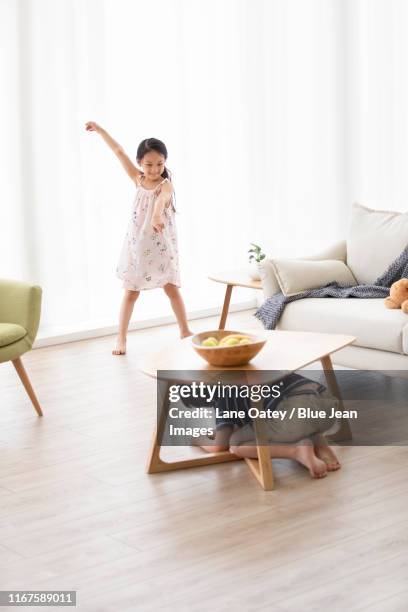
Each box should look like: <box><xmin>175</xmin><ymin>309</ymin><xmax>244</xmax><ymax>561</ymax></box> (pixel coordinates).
<box><xmin>0</xmin><ymin>279</ymin><xmax>43</xmax><ymax>416</ymax></box>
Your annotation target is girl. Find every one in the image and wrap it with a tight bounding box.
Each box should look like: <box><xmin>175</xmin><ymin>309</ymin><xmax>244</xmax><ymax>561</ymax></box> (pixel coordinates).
<box><xmin>85</xmin><ymin>122</ymin><xmax>192</xmax><ymax>354</ymax></box>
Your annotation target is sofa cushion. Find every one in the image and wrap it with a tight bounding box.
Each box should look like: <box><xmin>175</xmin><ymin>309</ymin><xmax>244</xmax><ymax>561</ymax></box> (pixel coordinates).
<box><xmin>347</xmin><ymin>203</ymin><xmax>408</xmax><ymax>284</ymax></box>
<box><xmin>0</xmin><ymin>323</ymin><xmax>27</xmax><ymax>348</ymax></box>
<box><xmin>271</xmin><ymin>259</ymin><xmax>357</xmax><ymax>296</ymax></box>
<box><xmin>260</xmin><ymin>241</ymin><xmax>349</xmax><ymax>299</ymax></box>
<box><xmin>278</xmin><ymin>298</ymin><xmax>408</xmax><ymax>355</ymax></box>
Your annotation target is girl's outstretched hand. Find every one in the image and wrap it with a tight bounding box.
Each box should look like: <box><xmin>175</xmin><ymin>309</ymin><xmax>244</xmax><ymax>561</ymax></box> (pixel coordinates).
<box><xmin>151</xmin><ymin>215</ymin><xmax>164</xmax><ymax>233</ymax></box>
<box><xmin>85</xmin><ymin>121</ymin><xmax>101</xmax><ymax>133</ymax></box>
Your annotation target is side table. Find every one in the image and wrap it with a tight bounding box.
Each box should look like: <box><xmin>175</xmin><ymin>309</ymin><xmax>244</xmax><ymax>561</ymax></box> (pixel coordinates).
<box><xmin>208</xmin><ymin>270</ymin><xmax>262</xmax><ymax>329</ymax></box>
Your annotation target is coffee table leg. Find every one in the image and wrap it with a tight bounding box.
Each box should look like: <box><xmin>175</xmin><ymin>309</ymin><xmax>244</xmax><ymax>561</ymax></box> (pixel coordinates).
<box><xmin>146</xmin><ymin>380</ymin><xmax>241</xmax><ymax>474</ymax></box>
<box><xmin>244</xmin><ymin>399</ymin><xmax>274</xmax><ymax>490</ymax></box>
<box><xmin>219</xmin><ymin>284</ymin><xmax>233</xmax><ymax>330</ymax></box>
<box><xmin>321</xmin><ymin>354</ymin><xmax>353</xmax><ymax>442</ymax></box>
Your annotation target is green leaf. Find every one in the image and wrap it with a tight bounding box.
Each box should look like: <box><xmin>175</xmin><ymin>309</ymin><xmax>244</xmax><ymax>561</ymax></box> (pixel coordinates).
<box><xmin>249</xmin><ymin>242</ymin><xmax>265</xmax><ymax>262</ymax></box>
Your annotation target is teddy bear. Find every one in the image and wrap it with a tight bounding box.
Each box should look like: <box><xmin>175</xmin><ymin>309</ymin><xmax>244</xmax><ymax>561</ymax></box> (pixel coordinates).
<box><xmin>384</xmin><ymin>278</ymin><xmax>408</xmax><ymax>314</ymax></box>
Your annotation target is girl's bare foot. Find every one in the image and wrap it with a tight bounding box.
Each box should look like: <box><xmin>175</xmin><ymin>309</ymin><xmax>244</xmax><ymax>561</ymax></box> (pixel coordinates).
<box><xmin>112</xmin><ymin>339</ymin><xmax>126</xmax><ymax>355</ymax></box>
<box><xmin>192</xmin><ymin>427</ymin><xmax>232</xmax><ymax>453</ymax></box>
<box><xmin>191</xmin><ymin>436</ymin><xmax>229</xmax><ymax>453</ymax></box>
<box><xmin>293</xmin><ymin>443</ymin><xmax>328</xmax><ymax>479</ymax></box>
<box><xmin>313</xmin><ymin>434</ymin><xmax>341</xmax><ymax>471</ymax></box>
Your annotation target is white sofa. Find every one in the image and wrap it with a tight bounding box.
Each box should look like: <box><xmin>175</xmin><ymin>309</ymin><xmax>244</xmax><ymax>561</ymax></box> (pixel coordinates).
<box><xmin>259</xmin><ymin>204</ymin><xmax>408</xmax><ymax>370</ymax></box>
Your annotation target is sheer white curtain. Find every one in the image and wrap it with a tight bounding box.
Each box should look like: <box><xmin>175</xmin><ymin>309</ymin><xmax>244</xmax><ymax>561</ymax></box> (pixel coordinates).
<box><xmin>1</xmin><ymin>0</ymin><xmax>264</xmax><ymax>336</ymax></box>
<box><xmin>253</xmin><ymin>0</ymin><xmax>348</xmax><ymax>258</ymax></box>
<box><xmin>345</xmin><ymin>0</ymin><xmax>408</xmax><ymax>212</ymax></box>
<box><xmin>3</xmin><ymin>0</ymin><xmax>403</xmax><ymax>338</ymax></box>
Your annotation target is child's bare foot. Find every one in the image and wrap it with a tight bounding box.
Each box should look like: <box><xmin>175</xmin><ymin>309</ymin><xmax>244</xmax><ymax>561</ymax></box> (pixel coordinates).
<box><xmin>190</xmin><ymin>435</ymin><xmax>229</xmax><ymax>453</ymax></box>
<box><xmin>313</xmin><ymin>434</ymin><xmax>341</xmax><ymax>471</ymax></box>
<box><xmin>112</xmin><ymin>339</ymin><xmax>126</xmax><ymax>355</ymax></box>
<box><xmin>190</xmin><ymin>433</ymin><xmax>214</xmax><ymax>447</ymax></box>
<box><xmin>200</xmin><ymin>442</ymin><xmax>230</xmax><ymax>453</ymax></box>
<box><xmin>293</xmin><ymin>443</ymin><xmax>328</xmax><ymax>479</ymax></box>
<box><xmin>192</xmin><ymin>427</ymin><xmax>232</xmax><ymax>453</ymax></box>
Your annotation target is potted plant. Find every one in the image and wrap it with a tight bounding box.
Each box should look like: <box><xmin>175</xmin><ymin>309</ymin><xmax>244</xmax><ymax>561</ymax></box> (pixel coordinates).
<box><xmin>248</xmin><ymin>243</ymin><xmax>265</xmax><ymax>280</ymax></box>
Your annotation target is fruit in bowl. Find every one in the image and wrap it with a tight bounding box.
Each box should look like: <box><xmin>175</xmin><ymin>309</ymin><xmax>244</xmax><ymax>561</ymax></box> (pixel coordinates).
<box><xmin>201</xmin><ymin>333</ymin><xmax>254</xmax><ymax>347</ymax></box>
<box><xmin>223</xmin><ymin>337</ymin><xmax>240</xmax><ymax>347</ymax></box>
<box><xmin>202</xmin><ymin>336</ymin><xmax>218</xmax><ymax>347</ymax></box>
<box><xmin>191</xmin><ymin>330</ymin><xmax>266</xmax><ymax>366</ymax></box>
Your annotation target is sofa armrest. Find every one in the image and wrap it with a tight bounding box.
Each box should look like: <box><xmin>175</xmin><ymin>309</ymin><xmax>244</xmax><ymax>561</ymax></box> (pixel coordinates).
<box><xmin>259</xmin><ymin>259</ymin><xmax>281</xmax><ymax>298</ymax></box>
<box><xmin>0</xmin><ymin>279</ymin><xmax>42</xmax><ymax>345</ymax></box>
<box><xmin>259</xmin><ymin>240</ymin><xmax>347</xmax><ymax>299</ymax></box>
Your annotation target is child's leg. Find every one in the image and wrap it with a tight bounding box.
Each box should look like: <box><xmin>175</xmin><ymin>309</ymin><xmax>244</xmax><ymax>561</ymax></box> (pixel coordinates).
<box><xmin>230</xmin><ymin>439</ymin><xmax>328</xmax><ymax>479</ymax></box>
<box><xmin>113</xmin><ymin>289</ymin><xmax>140</xmax><ymax>355</ymax></box>
<box><xmin>313</xmin><ymin>433</ymin><xmax>341</xmax><ymax>471</ymax></box>
<box><xmin>163</xmin><ymin>283</ymin><xmax>192</xmax><ymax>338</ymax></box>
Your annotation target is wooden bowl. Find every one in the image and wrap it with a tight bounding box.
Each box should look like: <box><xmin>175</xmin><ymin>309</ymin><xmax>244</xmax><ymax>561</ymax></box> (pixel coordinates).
<box><xmin>191</xmin><ymin>330</ymin><xmax>267</xmax><ymax>367</ymax></box>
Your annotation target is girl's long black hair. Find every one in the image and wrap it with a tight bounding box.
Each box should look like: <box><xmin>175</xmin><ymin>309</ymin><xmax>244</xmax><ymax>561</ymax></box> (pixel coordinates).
<box><xmin>136</xmin><ymin>138</ymin><xmax>171</xmax><ymax>180</ymax></box>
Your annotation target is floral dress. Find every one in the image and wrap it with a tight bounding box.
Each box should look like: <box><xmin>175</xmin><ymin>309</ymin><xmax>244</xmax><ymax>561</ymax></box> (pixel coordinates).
<box><xmin>116</xmin><ymin>176</ymin><xmax>180</xmax><ymax>291</ymax></box>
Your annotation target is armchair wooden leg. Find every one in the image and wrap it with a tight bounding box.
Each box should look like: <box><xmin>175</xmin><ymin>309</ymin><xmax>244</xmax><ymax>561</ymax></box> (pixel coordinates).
<box><xmin>12</xmin><ymin>357</ymin><xmax>43</xmax><ymax>417</ymax></box>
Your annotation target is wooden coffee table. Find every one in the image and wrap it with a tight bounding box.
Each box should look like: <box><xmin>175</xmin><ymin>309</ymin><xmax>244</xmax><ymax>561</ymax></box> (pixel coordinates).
<box><xmin>141</xmin><ymin>330</ymin><xmax>355</xmax><ymax>490</ymax></box>
<box><xmin>208</xmin><ymin>270</ymin><xmax>262</xmax><ymax>329</ymax></box>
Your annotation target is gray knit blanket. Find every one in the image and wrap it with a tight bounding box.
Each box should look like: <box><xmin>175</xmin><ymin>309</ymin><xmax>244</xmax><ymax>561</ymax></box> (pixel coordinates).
<box><xmin>255</xmin><ymin>245</ymin><xmax>408</xmax><ymax>330</ymax></box>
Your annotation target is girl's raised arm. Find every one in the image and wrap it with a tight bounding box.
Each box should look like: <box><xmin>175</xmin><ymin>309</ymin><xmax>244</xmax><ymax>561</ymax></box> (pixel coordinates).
<box><xmin>85</xmin><ymin>121</ymin><xmax>141</xmax><ymax>183</ymax></box>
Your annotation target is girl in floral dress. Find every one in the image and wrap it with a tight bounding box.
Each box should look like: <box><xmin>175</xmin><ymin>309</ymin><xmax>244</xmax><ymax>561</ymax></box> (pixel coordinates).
<box><xmin>85</xmin><ymin>122</ymin><xmax>192</xmax><ymax>354</ymax></box>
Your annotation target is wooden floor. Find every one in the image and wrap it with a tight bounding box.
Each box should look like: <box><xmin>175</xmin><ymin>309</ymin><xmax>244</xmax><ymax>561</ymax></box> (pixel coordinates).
<box><xmin>0</xmin><ymin>310</ymin><xmax>407</xmax><ymax>612</ymax></box>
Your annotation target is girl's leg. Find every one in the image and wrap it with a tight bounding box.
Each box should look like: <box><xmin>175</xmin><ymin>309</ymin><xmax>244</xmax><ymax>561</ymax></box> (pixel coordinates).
<box><xmin>113</xmin><ymin>289</ymin><xmax>140</xmax><ymax>355</ymax></box>
<box><xmin>230</xmin><ymin>439</ymin><xmax>328</xmax><ymax>478</ymax></box>
<box><xmin>163</xmin><ymin>283</ymin><xmax>193</xmax><ymax>338</ymax></box>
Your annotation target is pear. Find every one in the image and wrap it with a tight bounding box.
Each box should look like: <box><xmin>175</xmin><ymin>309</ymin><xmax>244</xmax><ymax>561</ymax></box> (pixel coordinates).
<box><xmin>202</xmin><ymin>337</ymin><xmax>218</xmax><ymax>347</ymax></box>
<box><xmin>220</xmin><ymin>333</ymin><xmax>253</xmax><ymax>346</ymax></box>
<box><xmin>223</xmin><ymin>337</ymin><xmax>240</xmax><ymax>347</ymax></box>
